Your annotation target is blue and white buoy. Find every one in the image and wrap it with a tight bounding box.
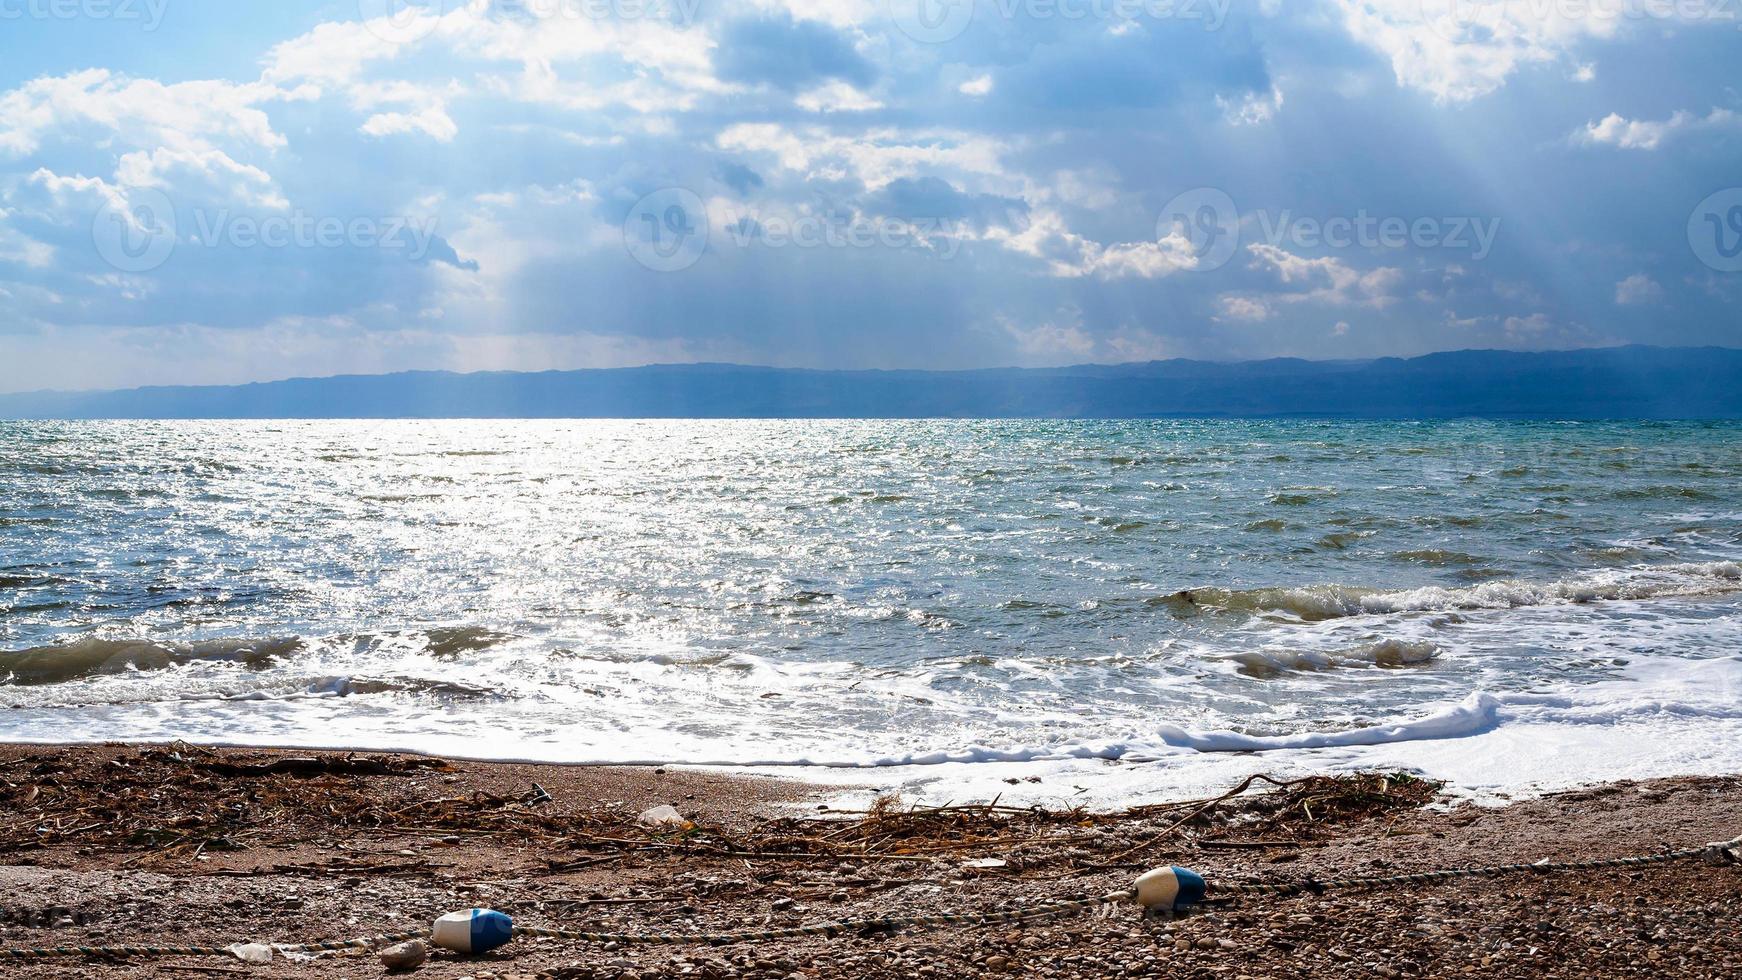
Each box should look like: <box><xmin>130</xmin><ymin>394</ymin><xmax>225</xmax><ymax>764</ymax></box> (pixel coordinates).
<box><xmin>431</xmin><ymin>909</ymin><xmax>514</xmax><ymax>953</ymax></box>
<box><xmin>1133</xmin><ymin>866</ymin><xmax>1207</xmax><ymax>914</ymax></box>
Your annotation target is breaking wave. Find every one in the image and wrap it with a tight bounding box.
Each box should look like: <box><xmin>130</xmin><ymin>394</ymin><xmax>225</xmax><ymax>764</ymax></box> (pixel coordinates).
<box><xmin>0</xmin><ymin>627</ymin><xmax>520</xmax><ymax>686</ymax></box>
<box><xmin>1160</xmin><ymin>561</ymin><xmax>1742</xmax><ymax>622</ymax></box>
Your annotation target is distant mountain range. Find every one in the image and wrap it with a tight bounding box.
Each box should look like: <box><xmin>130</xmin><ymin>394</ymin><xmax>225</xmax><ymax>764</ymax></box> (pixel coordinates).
<box><xmin>6</xmin><ymin>346</ymin><xmax>1742</xmax><ymax>419</ymax></box>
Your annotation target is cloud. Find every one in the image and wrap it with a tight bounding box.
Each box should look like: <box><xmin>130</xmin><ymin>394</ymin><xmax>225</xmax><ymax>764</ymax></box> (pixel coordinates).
<box><xmin>360</xmin><ymin>106</ymin><xmax>461</xmax><ymax>142</ymax></box>
<box><xmin>1246</xmin><ymin>244</ymin><xmax>1402</xmax><ymax>308</ymax></box>
<box><xmin>1</xmin><ymin>0</ymin><xmax>1739</xmax><ymax>390</ymax></box>
<box><xmin>990</xmin><ymin>210</ymin><xmax>1201</xmax><ymax>279</ymax></box>
<box><xmin>862</xmin><ymin>177</ymin><xmax>1027</xmax><ymax>232</ymax></box>
<box><xmin>418</xmin><ymin>235</ymin><xmax>481</xmax><ymax>272</ymax></box>
<box><xmin>715</xmin><ymin>161</ymin><xmax>764</xmax><ymax>196</ymax></box>
<box><xmin>1216</xmin><ymin>295</ymin><xmax>1274</xmax><ymax>321</ymax></box>
<box><xmin>1332</xmin><ymin>0</ymin><xmax>1729</xmax><ymax>103</ymax></box>
<box><xmin>1218</xmin><ymin>86</ymin><xmax>1284</xmax><ymax>125</ymax></box>
<box><xmin>794</xmin><ymin>81</ymin><xmax>884</xmax><ymax>114</ymax></box>
<box><xmin>1577</xmin><ymin>108</ymin><xmax>1741</xmax><ymax>150</ymax></box>
<box><xmin>714</xmin><ymin>124</ymin><xmax>1010</xmax><ymax>191</ymax></box>
<box><xmin>715</xmin><ymin>12</ymin><xmax>876</xmax><ymax>91</ymax></box>
<box><xmin>0</xmin><ymin>69</ymin><xmax>295</xmax><ymax>158</ymax></box>
<box><xmin>1615</xmin><ymin>273</ymin><xmax>1664</xmax><ymax>306</ymax></box>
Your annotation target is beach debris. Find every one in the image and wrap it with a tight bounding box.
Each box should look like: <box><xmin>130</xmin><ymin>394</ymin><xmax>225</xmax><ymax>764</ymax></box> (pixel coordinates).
<box><xmin>1</xmin><ymin>745</ymin><xmax>1442</xmax><ymax>885</ymax></box>
<box><xmin>196</xmin><ymin>756</ymin><xmax>408</xmax><ymax>778</ymax></box>
<box><xmin>225</xmin><ymin>942</ymin><xmax>274</xmax><ymax>963</ymax></box>
<box><xmin>432</xmin><ymin>909</ymin><xmax>513</xmax><ymax>953</ymax></box>
<box><xmin>524</xmin><ymin>782</ymin><xmax>554</xmax><ymax>807</ymax></box>
<box><xmin>377</xmin><ymin>938</ymin><xmax>429</xmax><ymax>971</ymax></box>
<box><xmin>637</xmin><ymin>804</ymin><xmax>690</xmax><ymax>830</ymax></box>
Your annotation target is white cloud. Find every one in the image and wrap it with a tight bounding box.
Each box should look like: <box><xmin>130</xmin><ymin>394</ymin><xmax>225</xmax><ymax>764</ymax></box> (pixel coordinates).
<box><xmin>1615</xmin><ymin>273</ymin><xmax>1664</xmax><ymax>305</ymax></box>
<box><xmin>989</xmin><ymin>210</ymin><xmax>1201</xmax><ymax>280</ymax></box>
<box><xmin>361</xmin><ymin>106</ymin><xmax>460</xmax><ymax>142</ymax></box>
<box><xmin>0</xmin><ymin>208</ymin><xmax>53</xmax><ymax>270</ymax></box>
<box><xmin>1578</xmin><ymin>107</ymin><xmax>1741</xmax><ymax>150</ymax></box>
<box><xmin>1217</xmin><ymin>86</ymin><xmax>1284</xmax><ymax>125</ymax></box>
<box><xmin>1215</xmin><ymin>295</ymin><xmax>1273</xmax><ymax>321</ymax></box>
<box><xmin>958</xmin><ymin>74</ymin><xmax>994</xmax><ymax>97</ymax></box>
<box><xmin>1246</xmin><ymin>244</ymin><xmax>1402</xmax><ymax>307</ymax></box>
<box><xmin>716</xmin><ymin>124</ymin><xmax>1010</xmax><ymax>191</ymax></box>
<box><xmin>1001</xmin><ymin>315</ymin><xmax>1098</xmax><ymax>361</ymax></box>
<box><xmin>1333</xmin><ymin>0</ymin><xmax>1727</xmax><ymax>102</ymax></box>
<box><xmin>0</xmin><ymin>69</ymin><xmax>296</xmax><ymax>157</ymax></box>
<box><xmin>0</xmin><ymin>69</ymin><xmax>304</xmax><ymax>211</ymax></box>
<box><xmin>795</xmin><ymin>82</ymin><xmax>884</xmax><ymax>114</ymax></box>
<box><xmin>114</xmin><ymin>146</ymin><xmax>287</xmax><ymax>208</ymax></box>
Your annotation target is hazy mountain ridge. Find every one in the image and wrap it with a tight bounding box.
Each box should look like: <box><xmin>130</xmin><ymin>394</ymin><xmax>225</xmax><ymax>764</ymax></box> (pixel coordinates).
<box><xmin>5</xmin><ymin>346</ymin><xmax>1742</xmax><ymax>419</ymax></box>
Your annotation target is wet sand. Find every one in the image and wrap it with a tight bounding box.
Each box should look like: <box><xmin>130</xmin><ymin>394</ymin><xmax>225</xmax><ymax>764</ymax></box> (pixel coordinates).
<box><xmin>1</xmin><ymin>744</ymin><xmax>1738</xmax><ymax>978</ymax></box>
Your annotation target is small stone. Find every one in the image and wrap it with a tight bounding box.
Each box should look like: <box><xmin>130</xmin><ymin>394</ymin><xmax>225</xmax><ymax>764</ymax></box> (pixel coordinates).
<box><xmin>379</xmin><ymin>939</ymin><xmax>430</xmax><ymax>971</ymax></box>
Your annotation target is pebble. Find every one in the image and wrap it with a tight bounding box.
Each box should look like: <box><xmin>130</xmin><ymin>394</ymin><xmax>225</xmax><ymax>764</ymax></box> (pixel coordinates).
<box><xmin>379</xmin><ymin>938</ymin><xmax>430</xmax><ymax>971</ymax></box>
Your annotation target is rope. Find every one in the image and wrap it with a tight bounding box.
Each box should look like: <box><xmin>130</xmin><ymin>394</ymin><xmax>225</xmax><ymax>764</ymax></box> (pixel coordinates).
<box><xmin>0</xmin><ymin>929</ymin><xmax>423</xmax><ymax>961</ymax></box>
<box><xmin>0</xmin><ymin>834</ymin><xmax>1733</xmax><ymax>960</ymax></box>
<box><xmin>518</xmin><ymin>890</ymin><xmax>1135</xmax><ymax>946</ymax></box>
<box><xmin>1213</xmin><ymin>833</ymin><xmax>1742</xmax><ymax>898</ymax></box>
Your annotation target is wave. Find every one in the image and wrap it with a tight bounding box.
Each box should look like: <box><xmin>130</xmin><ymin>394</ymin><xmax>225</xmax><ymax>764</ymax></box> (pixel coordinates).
<box><xmin>1234</xmin><ymin>639</ymin><xmax>1439</xmax><ymax>677</ymax></box>
<box><xmin>1158</xmin><ymin>560</ymin><xmax>1742</xmax><ymax>622</ymax></box>
<box><xmin>0</xmin><ymin>627</ymin><xmax>520</xmax><ymax>686</ymax></box>
<box><xmin>0</xmin><ymin>638</ymin><xmax>301</xmax><ymax>686</ymax></box>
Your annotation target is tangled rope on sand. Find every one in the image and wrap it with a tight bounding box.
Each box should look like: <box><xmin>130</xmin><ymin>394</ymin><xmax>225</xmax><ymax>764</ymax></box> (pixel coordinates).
<box><xmin>2</xmin><ymin>834</ymin><xmax>1736</xmax><ymax>961</ymax></box>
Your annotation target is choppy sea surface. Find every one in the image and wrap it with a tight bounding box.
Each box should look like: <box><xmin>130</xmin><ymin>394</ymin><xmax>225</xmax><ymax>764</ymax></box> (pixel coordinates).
<box><xmin>4</xmin><ymin>420</ymin><xmax>1741</xmax><ymax>804</ymax></box>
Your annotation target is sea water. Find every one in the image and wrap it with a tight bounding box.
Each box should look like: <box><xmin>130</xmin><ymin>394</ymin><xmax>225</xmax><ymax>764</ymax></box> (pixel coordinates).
<box><xmin>3</xmin><ymin>419</ymin><xmax>1740</xmax><ymax>805</ymax></box>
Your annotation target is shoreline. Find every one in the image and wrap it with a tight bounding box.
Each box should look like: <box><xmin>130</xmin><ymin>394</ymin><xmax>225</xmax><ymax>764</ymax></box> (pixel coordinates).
<box><xmin>2</xmin><ymin>744</ymin><xmax>1738</xmax><ymax>978</ymax></box>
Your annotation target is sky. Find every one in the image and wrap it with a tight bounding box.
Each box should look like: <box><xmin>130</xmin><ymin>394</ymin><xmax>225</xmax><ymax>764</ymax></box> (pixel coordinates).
<box><xmin>0</xmin><ymin>0</ymin><xmax>1739</xmax><ymax>392</ymax></box>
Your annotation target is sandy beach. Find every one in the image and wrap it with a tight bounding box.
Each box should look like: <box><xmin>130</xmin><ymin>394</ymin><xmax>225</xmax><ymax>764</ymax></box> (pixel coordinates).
<box><xmin>2</xmin><ymin>744</ymin><xmax>1738</xmax><ymax>979</ymax></box>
